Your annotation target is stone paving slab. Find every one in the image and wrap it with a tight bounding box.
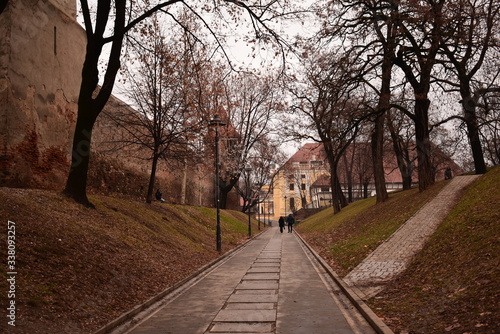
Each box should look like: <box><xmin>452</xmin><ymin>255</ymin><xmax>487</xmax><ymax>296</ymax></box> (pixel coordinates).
<box><xmin>344</xmin><ymin>175</ymin><xmax>480</xmax><ymax>290</ymax></box>
<box><xmin>214</xmin><ymin>309</ymin><xmax>277</xmax><ymax>322</ymax></box>
<box><xmin>225</xmin><ymin>302</ymin><xmax>275</xmax><ymax>310</ymax></box>
<box><xmin>227</xmin><ymin>294</ymin><xmax>278</xmax><ymax>303</ymax></box>
<box><xmin>236</xmin><ymin>281</ymin><xmax>279</xmax><ymax>290</ymax></box>
<box><xmin>251</xmin><ymin>262</ymin><xmax>280</xmax><ymax>267</ymax></box>
<box><xmin>243</xmin><ymin>273</ymin><xmax>279</xmax><ymax>280</ymax></box>
<box><xmin>247</xmin><ymin>267</ymin><xmax>280</xmax><ymax>273</ymax></box>
<box><xmin>210</xmin><ymin>322</ymin><xmax>273</xmax><ymax>333</ymax></box>
<box><xmin>255</xmin><ymin>258</ymin><xmax>281</xmax><ymax>263</ymax></box>
<box><xmin>233</xmin><ymin>289</ymin><xmax>277</xmax><ymax>295</ymax></box>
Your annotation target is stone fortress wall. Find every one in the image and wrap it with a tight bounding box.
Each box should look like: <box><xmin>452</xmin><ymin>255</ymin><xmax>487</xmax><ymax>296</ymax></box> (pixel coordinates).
<box><xmin>0</xmin><ymin>0</ymin><xmax>216</xmax><ymax>206</ymax></box>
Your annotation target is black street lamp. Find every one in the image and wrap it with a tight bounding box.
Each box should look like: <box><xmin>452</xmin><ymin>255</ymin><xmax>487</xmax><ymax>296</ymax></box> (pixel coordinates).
<box><xmin>209</xmin><ymin>114</ymin><xmax>226</xmax><ymax>252</ymax></box>
<box><xmin>245</xmin><ymin>167</ymin><xmax>253</xmax><ymax>237</ymax></box>
<box><xmin>284</xmin><ymin>195</ymin><xmax>287</xmax><ymax>216</ymax></box>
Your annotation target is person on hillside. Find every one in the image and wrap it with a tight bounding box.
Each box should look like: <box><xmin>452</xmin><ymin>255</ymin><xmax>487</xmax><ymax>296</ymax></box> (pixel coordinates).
<box><xmin>286</xmin><ymin>214</ymin><xmax>294</xmax><ymax>233</ymax></box>
<box><xmin>278</xmin><ymin>216</ymin><xmax>285</xmax><ymax>233</ymax></box>
<box><xmin>444</xmin><ymin>167</ymin><xmax>452</xmax><ymax>180</ymax></box>
<box><xmin>155</xmin><ymin>189</ymin><xmax>165</xmax><ymax>203</ymax></box>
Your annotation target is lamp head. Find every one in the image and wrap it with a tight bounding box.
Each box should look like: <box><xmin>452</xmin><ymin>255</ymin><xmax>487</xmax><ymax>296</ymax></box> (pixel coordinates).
<box><xmin>209</xmin><ymin>114</ymin><xmax>226</xmax><ymax>127</ymax></box>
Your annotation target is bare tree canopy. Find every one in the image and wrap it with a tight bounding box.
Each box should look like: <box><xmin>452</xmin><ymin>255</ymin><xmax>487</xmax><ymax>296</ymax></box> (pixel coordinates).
<box><xmin>64</xmin><ymin>0</ymin><xmax>294</xmax><ymax>206</ymax></box>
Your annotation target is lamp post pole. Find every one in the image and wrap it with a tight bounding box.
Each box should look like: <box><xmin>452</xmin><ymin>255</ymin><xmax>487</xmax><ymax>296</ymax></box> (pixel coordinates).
<box><xmin>257</xmin><ymin>194</ymin><xmax>260</xmax><ymax>230</ymax></box>
<box><xmin>284</xmin><ymin>195</ymin><xmax>287</xmax><ymax>216</ymax></box>
<box><xmin>245</xmin><ymin>167</ymin><xmax>253</xmax><ymax>237</ymax></box>
<box><xmin>209</xmin><ymin>115</ymin><xmax>226</xmax><ymax>253</ymax></box>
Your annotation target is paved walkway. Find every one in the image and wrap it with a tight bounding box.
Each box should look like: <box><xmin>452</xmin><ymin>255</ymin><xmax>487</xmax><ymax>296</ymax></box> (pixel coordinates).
<box><xmin>121</xmin><ymin>228</ymin><xmax>374</xmax><ymax>334</ymax></box>
<box><xmin>344</xmin><ymin>175</ymin><xmax>480</xmax><ymax>296</ymax></box>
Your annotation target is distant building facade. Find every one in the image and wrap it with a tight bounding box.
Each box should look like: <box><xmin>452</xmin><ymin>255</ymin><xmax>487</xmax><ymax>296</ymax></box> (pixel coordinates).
<box><xmin>269</xmin><ymin>142</ymin><xmax>462</xmax><ymax>221</ymax></box>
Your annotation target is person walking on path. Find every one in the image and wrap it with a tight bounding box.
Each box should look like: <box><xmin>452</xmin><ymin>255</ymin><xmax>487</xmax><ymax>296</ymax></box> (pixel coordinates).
<box><xmin>278</xmin><ymin>216</ymin><xmax>285</xmax><ymax>233</ymax></box>
<box><xmin>286</xmin><ymin>214</ymin><xmax>294</xmax><ymax>233</ymax></box>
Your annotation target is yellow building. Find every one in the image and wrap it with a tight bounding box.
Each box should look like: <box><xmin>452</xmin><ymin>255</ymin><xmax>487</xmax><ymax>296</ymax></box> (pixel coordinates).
<box><xmin>270</xmin><ymin>143</ymin><xmax>328</xmax><ymax>221</ymax></box>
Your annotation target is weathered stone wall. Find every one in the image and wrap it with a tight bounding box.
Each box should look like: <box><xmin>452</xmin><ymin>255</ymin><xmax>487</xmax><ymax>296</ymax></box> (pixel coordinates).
<box><xmin>0</xmin><ymin>0</ymin><xmax>84</xmax><ymax>188</ymax></box>
<box><xmin>0</xmin><ymin>0</ymin><xmax>219</xmax><ymax>207</ymax></box>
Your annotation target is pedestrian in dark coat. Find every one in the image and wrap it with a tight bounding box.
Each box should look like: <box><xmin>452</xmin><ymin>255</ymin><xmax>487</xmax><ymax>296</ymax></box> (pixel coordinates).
<box><xmin>445</xmin><ymin>167</ymin><xmax>452</xmax><ymax>180</ymax></box>
<box><xmin>278</xmin><ymin>216</ymin><xmax>285</xmax><ymax>233</ymax></box>
<box><xmin>286</xmin><ymin>214</ymin><xmax>294</xmax><ymax>233</ymax></box>
<box><xmin>155</xmin><ymin>189</ymin><xmax>165</xmax><ymax>203</ymax></box>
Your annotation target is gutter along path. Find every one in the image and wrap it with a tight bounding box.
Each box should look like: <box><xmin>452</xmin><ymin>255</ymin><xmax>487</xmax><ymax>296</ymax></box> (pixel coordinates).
<box><xmin>111</xmin><ymin>227</ymin><xmax>379</xmax><ymax>334</ymax></box>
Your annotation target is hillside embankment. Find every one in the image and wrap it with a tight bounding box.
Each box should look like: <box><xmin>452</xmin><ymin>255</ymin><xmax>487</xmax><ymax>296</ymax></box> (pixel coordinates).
<box><xmin>297</xmin><ymin>167</ymin><xmax>499</xmax><ymax>333</ymax></box>
<box><xmin>0</xmin><ymin>167</ymin><xmax>498</xmax><ymax>334</ymax></box>
<box><xmin>0</xmin><ymin>189</ymin><xmax>260</xmax><ymax>333</ymax></box>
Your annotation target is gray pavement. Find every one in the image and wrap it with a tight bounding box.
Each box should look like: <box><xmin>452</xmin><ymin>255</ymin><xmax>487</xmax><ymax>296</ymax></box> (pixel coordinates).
<box><xmin>123</xmin><ymin>228</ymin><xmax>371</xmax><ymax>334</ymax></box>
<box><xmin>344</xmin><ymin>175</ymin><xmax>480</xmax><ymax>298</ymax></box>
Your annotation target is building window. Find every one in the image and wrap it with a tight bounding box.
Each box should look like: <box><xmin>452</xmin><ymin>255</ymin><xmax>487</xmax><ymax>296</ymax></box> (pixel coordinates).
<box><xmin>290</xmin><ymin>197</ymin><xmax>295</xmax><ymax>210</ymax></box>
<box><xmin>289</xmin><ymin>183</ymin><xmax>294</xmax><ymax>191</ymax></box>
<box><xmin>301</xmin><ymin>174</ymin><xmax>306</xmax><ymax>178</ymax></box>
<box><xmin>301</xmin><ymin>183</ymin><xmax>306</xmax><ymax>190</ymax></box>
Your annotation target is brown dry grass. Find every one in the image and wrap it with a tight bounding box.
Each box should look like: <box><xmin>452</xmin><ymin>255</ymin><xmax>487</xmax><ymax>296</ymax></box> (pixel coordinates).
<box><xmin>297</xmin><ymin>167</ymin><xmax>499</xmax><ymax>333</ymax></box>
<box><xmin>368</xmin><ymin>168</ymin><xmax>499</xmax><ymax>333</ymax></box>
<box><xmin>0</xmin><ymin>189</ymin><xmax>260</xmax><ymax>333</ymax></box>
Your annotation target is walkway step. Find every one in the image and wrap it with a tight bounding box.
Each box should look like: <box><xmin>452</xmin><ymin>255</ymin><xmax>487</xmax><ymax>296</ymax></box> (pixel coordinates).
<box><xmin>209</xmin><ymin>233</ymin><xmax>281</xmax><ymax>333</ymax></box>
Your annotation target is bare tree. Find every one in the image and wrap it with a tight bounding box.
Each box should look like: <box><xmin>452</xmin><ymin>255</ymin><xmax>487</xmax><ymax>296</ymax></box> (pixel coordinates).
<box><xmin>478</xmin><ymin>88</ymin><xmax>500</xmax><ymax>165</ymax></box>
<box><xmin>64</xmin><ymin>0</ymin><xmax>291</xmax><ymax>207</ymax></box>
<box><xmin>106</xmin><ymin>17</ymin><xmax>207</xmax><ymax>203</ymax></box>
<box><xmin>315</xmin><ymin>0</ymin><xmax>403</xmax><ymax>203</ymax></box>
<box><xmin>290</xmin><ymin>53</ymin><xmax>368</xmax><ymax>214</ymax></box>
<box><xmin>386</xmin><ymin>108</ymin><xmax>416</xmax><ymax>190</ymax></box>
<box><xmin>235</xmin><ymin>137</ymin><xmax>285</xmax><ymax>214</ymax></box>
<box><xmin>216</xmin><ymin>73</ymin><xmax>285</xmax><ymax>209</ymax></box>
<box><xmin>437</xmin><ymin>0</ymin><xmax>500</xmax><ymax>174</ymax></box>
<box><xmin>391</xmin><ymin>0</ymin><xmax>446</xmax><ymax>191</ymax></box>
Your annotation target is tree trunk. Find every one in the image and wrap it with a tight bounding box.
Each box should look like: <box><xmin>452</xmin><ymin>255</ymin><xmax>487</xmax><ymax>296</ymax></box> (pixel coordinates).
<box><xmin>371</xmin><ymin>113</ymin><xmax>388</xmax><ymax>202</ymax></box>
<box><xmin>63</xmin><ymin>99</ymin><xmax>98</xmax><ymax>207</ymax></box>
<box><xmin>330</xmin><ymin>164</ymin><xmax>347</xmax><ymax>214</ymax></box>
<box><xmin>414</xmin><ymin>98</ymin><xmax>434</xmax><ymax>191</ymax></box>
<box><xmin>219</xmin><ymin>176</ymin><xmax>239</xmax><ymax>209</ymax></box>
<box><xmin>462</xmin><ymin>95</ymin><xmax>487</xmax><ymax>174</ymax></box>
<box><xmin>0</xmin><ymin>0</ymin><xmax>9</xmax><ymax>15</ymax></box>
<box><xmin>387</xmin><ymin>112</ymin><xmax>413</xmax><ymax>190</ymax></box>
<box><xmin>342</xmin><ymin>152</ymin><xmax>354</xmax><ymax>202</ymax></box>
<box><xmin>146</xmin><ymin>153</ymin><xmax>159</xmax><ymax>204</ymax></box>
<box><xmin>402</xmin><ymin>169</ymin><xmax>413</xmax><ymax>190</ymax></box>
<box><xmin>371</xmin><ymin>40</ymin><xmax>393</xmax><ymax>203</ymax></box>
<box><xmin>330</xmin><ymin>173</ymin><xmax>342</xmax><ymax>214</ymax></box>
<box><xmin>181</xmin><ymin>158</ymin><xmax>187</xmax><ymax>204</ymax></box>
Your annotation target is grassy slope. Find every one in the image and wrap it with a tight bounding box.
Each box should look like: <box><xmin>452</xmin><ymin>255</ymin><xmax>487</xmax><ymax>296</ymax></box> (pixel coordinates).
<box><xmin>297</xmin><ymin>167</ymin><xmax>499</xmax><ymax>333</ymax></box>
<box><xmin>297</xmin><ymin>181</ymin><xmax>448</xmax><ymax>276</ymax></box>
<box><xmin>0</xmin><ymin>189</ymin><xmax>261</xmax><ymax>333</ymax></box>
<box><xmin>368</xmin><ymin>168</ymin><xmax>499</xmax><ymax>333</ymax></box>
